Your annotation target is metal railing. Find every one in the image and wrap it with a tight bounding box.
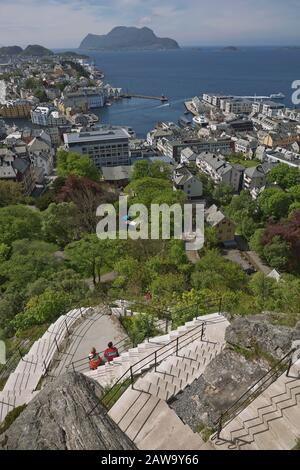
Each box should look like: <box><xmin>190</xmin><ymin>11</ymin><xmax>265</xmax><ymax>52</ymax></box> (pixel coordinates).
<box><xmin>66</xmin><ymin>337</ymin><xmax>132</xmax><ymax>373</ymax></box>
<box><xmin>89</xmin><ymin>304</ymin><xmax>225</xmax><ymax>415</ymax></box>
<box><xmin>215</xmin><ymin>347</ymin><xmax>297</xmax><ymax>442</ymax></box>
<box><xmin>0</xmin><ymin>304</ymin><xmax>93</xmax><ymax>389</ymax></box>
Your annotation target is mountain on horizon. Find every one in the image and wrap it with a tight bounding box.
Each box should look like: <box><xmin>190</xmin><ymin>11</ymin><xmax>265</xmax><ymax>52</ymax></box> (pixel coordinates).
<box><xmin>79</xmin><ymin>26</ymin><xmax>180</xmax><ymax>51</ymax></box>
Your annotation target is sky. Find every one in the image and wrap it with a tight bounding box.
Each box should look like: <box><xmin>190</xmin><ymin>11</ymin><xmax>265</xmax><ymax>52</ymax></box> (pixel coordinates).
<box><xmin>1</xmin><ymin>0</ymin><xmax>300</xmax><ymax>49</ymax></box>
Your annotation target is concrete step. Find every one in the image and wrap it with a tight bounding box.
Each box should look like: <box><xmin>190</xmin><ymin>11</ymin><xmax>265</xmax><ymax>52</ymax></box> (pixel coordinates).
<box><xmin>3</xmin><ymin>372</ymin><xmax>41</xmax><ymax>393</ymax></box>
<box><xmin>133</xmin><ymin>398</ymin><xmax>204</xmax><ymax>450</ymax></box>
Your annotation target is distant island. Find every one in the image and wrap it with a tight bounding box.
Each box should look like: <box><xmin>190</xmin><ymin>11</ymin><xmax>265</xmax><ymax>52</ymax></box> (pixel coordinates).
<box><xmin>57</xmin><ymin>51</ymin><xmax>90</xmax><ymax>59</ymax></box>
<box><xmin>79</xmin><ymin>26</ymin><xmax>180</xmax><ymax>51</ymax></box>
<box><xmin>0</xmin><ymin>44</ymin><xmax>53</xmax><ymax>57</ymax></box>
<box><xmin>222</xmin><ymin>46</ymin><xmax>239</xmax><ymax>52</ymax></box>
<box><xmin>0</xmin><ymin>45</ymin><xmax>90</xmax><ymax>59</ymax></box>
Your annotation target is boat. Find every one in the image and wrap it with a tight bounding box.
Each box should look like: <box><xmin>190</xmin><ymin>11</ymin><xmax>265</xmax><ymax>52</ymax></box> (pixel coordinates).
<box><xmin>105</xmin><ymin>101</ymin><xmax>112</xmax><ymax>107</ymax></box>
<box><xmin>270</xmin><ymin>92</ymin><xmax>285</xmax><ymax>100</ymax></box>
<box><xmin>160</xmin><ymin>95</ymin><xmax>168</xmax><ymax>102</ymax></box>
<box><xmin>193</xmin><ymin>115</ymin><xmax>209</xmax><ymax>127</ymax></box>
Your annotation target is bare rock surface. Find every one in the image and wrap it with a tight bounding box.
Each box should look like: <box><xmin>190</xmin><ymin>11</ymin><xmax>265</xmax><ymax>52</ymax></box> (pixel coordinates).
<box><xmin>170</xmin><ymin>349</ymin><xmax>269</xmax><ymax>431</ymax></box>
<box><xmin>1</xmin><ymin>372</ymin><xmax>136</xmax><ymax>450</ymax></box>
<box><xmin>225</xmin><ymin>314</ymin><xmax>300</xmax><ymax>359</ymax></box>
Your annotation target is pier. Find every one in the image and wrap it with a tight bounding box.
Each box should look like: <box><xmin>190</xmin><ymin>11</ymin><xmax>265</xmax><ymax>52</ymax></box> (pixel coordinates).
<box><xmin>121</xmin><ymin>93</ymin><xmax>168</xmax><ymax>102</ymax></box>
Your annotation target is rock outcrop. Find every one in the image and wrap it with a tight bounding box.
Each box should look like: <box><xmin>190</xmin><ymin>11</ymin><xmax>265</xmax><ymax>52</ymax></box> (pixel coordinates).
<box><xmin>170</xmin><ymin>349</ymin><xmax>269</xmax><ymax>431</ymax></box>
<box><xmin>225</xmin><ymin>314</ymin><xmax>300</xmax><ymax>359</ymax></box>
<box><xmin>1</xmin><ymin>372</ymin><xmax>136</xmax><ymax>450</ymax></box>
<box><xmin>79</xmin><ymin>26</ymin><xmax>180</xmax><ymax>51</ymax></box>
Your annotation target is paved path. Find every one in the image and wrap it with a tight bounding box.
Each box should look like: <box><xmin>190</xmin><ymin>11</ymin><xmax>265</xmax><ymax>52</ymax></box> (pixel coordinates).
<box><xmin>186</xmin><ymin>249</ymin><xmax>200</xmax><ymax>264</ymax></box>
<box><xmin>45</xmin><ymin>306</ymin><xmax>129</xmax><ymax>380</ymax></box>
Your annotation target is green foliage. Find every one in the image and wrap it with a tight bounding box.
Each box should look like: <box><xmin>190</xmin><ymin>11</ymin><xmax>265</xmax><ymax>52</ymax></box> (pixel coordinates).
<box><xmin>249</xmin><ymin>229</ymin><xmax>265</xmax><ymax>256</ymax></box>
<box><xmin>0</xmin><ymin>205</ymin><xmax>42</xmax><ymax>245</ymax></box>
<box><xmin>150</xmin><ymin>273</ymin><xmax>186</xmax><ymax>302</ymax></box>
<box><xmin>66</xmin><ymin>234</ymin><xmax>120</xmax><ymax>285</ymax></box>
<box><xmin>0</xmin><ymin>405</ymin><xmax>27</xmax><ymax>435</ymax></box>
<box><xmin>13</xmin><ymin>289</ymin><xmax>71</xmax><ymax>331</ymax></box>
<box><xmin>57</xmin><ymin>149</ymin><xmax>100</xmax><ymax>180</ymax></box>
<box><xmin>131</xmin><ymin>160</ymin><xmax>172</xmax><ymax>181</ymax></box>
<box><xmin>225</xmin><ymin>191</ymin><xmax>259</xmax><ymax>239</ymax></box>
<box><xmin>212</xmin><ymin>183</ymin><xmax>234</xmax><ymax>207</ymax></box>
<box><xmin>262</xmin><ymin>236</ymin><xmax>290</xmax><ymax>270</ymax></box>
<box><xmin>204</xmin><ymin>226</ymin><xmax>219</xmax><ymax>248</ymax></box>
<box><xmin>126</xmin><ymin>177</ymin><xmax>177</xmax><ymax>207</ymax></box>
<box><xmin>0</xmin><ymin>239</ymin><xmax>59</xmax><ymax>289</ymax></box>
<box><xmin>191</xmin><ymin>250</ymin><xmax>247</xmax><ymax>293</ymax></box>
<box><xmin>197</xmin><ymin>423</ymin><xmax>214</xmax><ymax>442</ymax></box>
<box><xmin>41</xmin><ymin>202</ymin><xmax>79</xmax><ymax>247</ymax></box>
<box><xmin>0</xmin><ymin>181</ymin><xmax>24</xmax><ymax>207</ymax></box>
<box><xmin>259</xmin><ymin>188</ymin><xmax>293</xmax><ymax>220</ymax></box>
<box><xmin>267</xmin><ymin>163</ymin><xmax>300</xmax><ymax>190</ymax></box>
<box><xmin>121</xmin><ymin>313</ymin><xmax>161</xmax><ymax>345</ymax></box>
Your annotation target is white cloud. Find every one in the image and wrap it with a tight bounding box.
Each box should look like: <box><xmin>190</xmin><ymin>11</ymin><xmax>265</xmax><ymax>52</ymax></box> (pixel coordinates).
<box><xmin>0</xmin><ymin>0</ymin><xmax>299</xmax><ymax>47</ymax></box>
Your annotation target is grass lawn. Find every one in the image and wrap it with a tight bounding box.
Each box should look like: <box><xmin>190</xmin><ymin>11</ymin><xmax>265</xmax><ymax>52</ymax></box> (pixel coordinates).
<box><xmin>226</xmin><ymin>157</ymin><xmax>260</xmax><ymax>168</ymax></box>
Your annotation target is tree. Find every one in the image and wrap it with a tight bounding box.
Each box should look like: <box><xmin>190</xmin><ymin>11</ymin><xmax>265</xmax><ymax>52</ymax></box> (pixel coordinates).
<box><xmin>212</xmin><ymin>183</ymin><xmax>234</xmax><ymax>207</ymax></box>
<box><xmin>65</xmin><ymin>235</ymin><xmax>120</xmax><ymax>285</ymax></box>
<box><xmin>289</xmin><ymin>201</ymin><xmax>300</xmax><ymax>217</ymax></box>
<box><xmin>0</xmin><ymin>205</ymin><xmax>42</xmax><ymax>245</ymax></box>
<box><xmin>122</xmin><ymin>313</ymin><xmax>160</xmax><ymax>345</ymax></box>
<box><xmin>249</xmin><ymin>229</ymin><xmax>265</xmax><ymax>256</ymax></box>
<box><xmin>259</xmin><ymin>188</ymin><xmax>293</xmax><ymax>220</ymax></box>
<box><xmin>0</xmin><ymin>181</ymin><xmax>24</xmax><ymax>207</ymax></box>
<box><xmin>57</xmin><ymin>176</ymin><xmax>116</xmax><ymax>233</ymax></box>
<box><xmin>191</xmin><ymin>250</ymin><xmax>247</xmax><ymax>292</ymax></box>
<box><xmin>12</xmin><ymin>289</ymin><xmax>71</xmax><ymax>331</ymax></box>
<box><xmin>225</xmin><ymin>191</ymin><xmax>258</xmax><ymax>239</ymax></box>
<box><xmin>150</xmin><ymin>273</ymin><xmax>186</xmax><ymax>303</ymax></box>
<box><xmin>267</xmin><ymin>164</ymin><xmax>300</xmax><ymax>190</ymax></box>
<box><xmin>204</xmin><ymin>226</ymin><xmax>219</xmax><ymax>249</ymax></box>
<box><xmin>42</xmin><ymin>202</ymin><xmax>79</xmax><ymax>247</ymax></box>
<box><xmin>0</xmin><ymin>240</ymin><xmax>60</xmax><ymax>289</ymax></box>
<box><xmin>262</xmin><ymin>211</ymin><xmax>300</xmax><ymax>273</ymax></box>
<box><xmin>262</xmin><ymin>236</ymin><xmax>290</xmax><ymax>270</ymax></box>
<box><xmin>57</xmin><ymin>149</ymin><xmax>100</xmax><ymax>180</ymax></box>
<box><xmin>131</xmin><ymin>160</ymin><xmax>171</xmax><ymax>181</ymax></box>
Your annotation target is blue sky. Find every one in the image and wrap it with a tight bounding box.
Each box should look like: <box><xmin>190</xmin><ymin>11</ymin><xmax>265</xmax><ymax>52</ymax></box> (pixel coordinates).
<box><xmin>1</xmin><ymin>0</ymin><xmax>300</xmax><ymax>48</ymax></box>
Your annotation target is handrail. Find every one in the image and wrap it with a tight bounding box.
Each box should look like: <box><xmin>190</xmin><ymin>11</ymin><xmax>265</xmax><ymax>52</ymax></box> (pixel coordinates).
<box><xmin>66</xmin><ymin>337</ymin><xmax>131</xmax><ymax>372</ymax></box>
<box><xmin>216</xmin><ymin>347</ymin><xmax>297</xmax><ymax>441</ymax></box>
<box><xmin>92</xmin><ymin>308</ymin><xmax>224</xmax><ymax>414</ymax></box>
<box><xmin>88</xmin><ymin>321</ymin><xmax>206</xmax><ymax>414</ymax></box>
<box><xmin>71</xmin><ymin>297</ymin><xmax>222</xmax><ymax>374</ymax></box>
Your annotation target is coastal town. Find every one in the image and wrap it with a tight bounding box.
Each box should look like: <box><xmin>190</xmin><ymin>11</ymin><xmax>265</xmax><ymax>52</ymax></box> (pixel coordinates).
<box><xmin>1</xmin><ymin>45</ymin><xmax>300</xmax><ymax>453</ymax></box>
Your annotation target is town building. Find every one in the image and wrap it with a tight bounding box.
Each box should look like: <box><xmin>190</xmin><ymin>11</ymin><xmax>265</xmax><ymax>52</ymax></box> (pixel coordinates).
<box><xmin>63</xmin><ymin>127</ymin><xmax>131</xmax><ymax>169</ymax></box>
<box><xmin>0</xmin><ymin>99</ymin><xmax>32</xmax><ymax>118</ymax></box>
<box><xmin>173</xmin><ymin>164</ymin><xmax>203</xmax><ymax>200</ymax></box>
<box><xmin>205</xmin><ymin>204</ymin><xmax>236</xmax><ymax>243</ymax></box>
<box><xmin>196</xmin><ymin>152</ymin><xmax>244</xmax><ymax>192</ymax></box>
<box><xmin>31</xmin><ymin>105</ymin><xmax>68</xmax><ymax>127</ymax></box>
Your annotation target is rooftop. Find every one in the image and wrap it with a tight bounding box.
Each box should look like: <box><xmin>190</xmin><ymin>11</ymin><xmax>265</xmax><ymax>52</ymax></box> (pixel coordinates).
<box><xmin>64</xmin><ymin>127</ymin><xmax>131</xmax><ymax>144</ymax></box>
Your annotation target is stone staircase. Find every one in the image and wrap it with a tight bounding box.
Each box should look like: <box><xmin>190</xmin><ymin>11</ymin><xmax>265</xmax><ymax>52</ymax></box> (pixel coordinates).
<box><xmin>106</xmin><ymin>312</ymin><xmax>229</xmax><ymax>450</ymax></box>
<box><xmin>84</xmin><ymin>312</ymin><xmax>228</xmax><ymax>388</ymax></box>
<box><xmin>0</xmin><ymin>307</ymin><xmax>93</xmax><ymax>423</ymax></box>
<box><xmin>212</xmin><ymin>359</ymin><xmax>300</xmax><ymax>450</ymax></box>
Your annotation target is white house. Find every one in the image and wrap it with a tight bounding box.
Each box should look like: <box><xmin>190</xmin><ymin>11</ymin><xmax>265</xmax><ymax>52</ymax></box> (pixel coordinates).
<box><xmin>173</xmin><ymin>164</ymin><xmax>203</xmax><ymax>200</ymax></box>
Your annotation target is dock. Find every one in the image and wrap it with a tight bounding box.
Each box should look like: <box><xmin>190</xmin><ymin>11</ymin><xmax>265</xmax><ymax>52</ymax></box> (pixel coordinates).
<box><xmin>184</xmin><ymin>101</ymin><xmax>199</xmax><ymax>116</ymax></box>
<box><xmin>121</xmin><ymin>93</ymin><xmax>168</xmax><ymax>102</ymax></box>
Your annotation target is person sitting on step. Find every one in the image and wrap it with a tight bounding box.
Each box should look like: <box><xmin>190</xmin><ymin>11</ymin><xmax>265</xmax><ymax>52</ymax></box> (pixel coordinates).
<box><xmin>104</xmin><ymin>342</ymin><xmax>119</xmax><ymax>362</ymax></box>
<box><xmin>88</xmin><ymin>347</ymin><xmax>103</xmax><ymax>370</ymax></box>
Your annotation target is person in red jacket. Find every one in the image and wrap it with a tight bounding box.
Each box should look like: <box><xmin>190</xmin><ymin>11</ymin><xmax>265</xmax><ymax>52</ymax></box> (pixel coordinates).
<box><xmin>89</xmin><ymin>347</ymin><xmax>103</xmax><ymax>370</ymax></box>
<box><xmin>104</xmin><ymin>342</ymin><xmax>119</xmax><ymax>362</ymax></box>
